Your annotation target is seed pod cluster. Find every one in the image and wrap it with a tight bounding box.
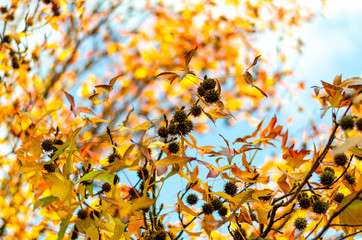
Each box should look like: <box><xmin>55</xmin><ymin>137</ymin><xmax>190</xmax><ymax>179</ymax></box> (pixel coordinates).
<box><xmin>320</xmin><ymin>168</ymin><xmax>335</xmax><ymax>186</ymax></box>
<box><xmin>197</xmin><ymin>77</ymin><xmax>220</xmax><ymax>104</ymax></box>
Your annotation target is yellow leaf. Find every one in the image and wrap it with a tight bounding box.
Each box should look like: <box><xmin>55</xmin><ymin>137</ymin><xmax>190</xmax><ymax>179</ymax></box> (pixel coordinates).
<box><xmin>19</xmin><ymin>159</ymin><xmax>43</xmax><ymax>174</ymax></box>
<box><xmin>238</xmin><ymin>205</ymin><xmax>253</xmax><ymax>225</ymax></box>
<box><xmin>155</xmin><ymin>156</ymin><xmax>195</xmax><ymax>176</ymax></box>
<box><xmin>339</xmin><ymin>192</ymin><xmax>362</xmax><ymax>232</ymax></box>
<box><xmin>44</xmin><ymin>172</ymin><xmax>73</xmax><ymax>205</ymax></box>
<box><xmin>277</xmin><ymin>174</ymin><xmax>291</xmax><ymax>194</ymax></box>
<box><xmin>205</xmin><ymin>108</ymin><xmax>231</xmax><ymax>120</ymax></box>
<box><xmin>85</xmin><ymin>224</ymin><xmax>99</xmax><ymax>240</ymax></box>
<box><xmin>256</xmin><ymin>204</ymin><xmax>269</xmax><ymax>224</ymax></box>
<box><xmin>338</xmin><ymin>77</ymin><xmax>362</xmax><ymax>87</ymax></box>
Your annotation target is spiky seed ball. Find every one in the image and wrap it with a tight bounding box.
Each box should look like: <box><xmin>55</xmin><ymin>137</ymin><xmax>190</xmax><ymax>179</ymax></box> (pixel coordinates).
<box><xmin>43</xmin><ymin>163</ymin><xmax>56</xmax><ymax>173</ymax></box>
<box><xmin>339</xmin><ymin>116</ymin><xmax>354</xmax><ymax>130</ymax></box>
<box><xmin>204</xmin><ymin>89</ymin><xmax>220</xmax><ymax>103</ymax></box>
<box><xmin>52</xmin><ymin>4</ymin><xmax>60</xmax><ymax>16</ymax></box>
<box><xmin>218</xmin><ymin>206</ymin><xmax>228</xmax><ymax>217</ymax></box>
<box><xmin>157</xmin><ymin>126</ymin><xmax>169</xmax><ymax>138</ymax></box>
<box><xmin>173</xmin><ymin>110</ymin><xmax>187</xmax><ymax>123</ymax></box>
<box><xmin>168</xmin><ymin>123</ymin><xmax>178</xmax><ymax>136</ymax></box>
<box><xmin>232</xmin><ymin>228</ymin><xmax>247</xmax><ymax>240</ymax></box>
<box><xmin>6</xmin><ymin>14</ymin><xmax>14</xmax><ymax>21</ymax></box>
<box><xmin>41</xmin><ymin>138</ymin><xmax>54</xmax><ymax>152</ymax></box>
<box><xmin>334</xmin><ymin>153</ymin><xmax>348</xmax><ymax>166</ymax></box>
<box><xmin>3</xmin><ymin>35</ymin><xmax>11</xmax><ymax>43</ymax></box>
<box><xmin>77</xmin><ymin>209</ymin><xmax>88</xmax><ymax>219</ymax></box>
<box><xmin>197</xmin><ymin>86</ymin><xmax>205</xmax><ymax>97</ymax></box>
<box><xmin>324</xmin><ymin>167</ymin><xmax>335</xmax><ymax>174</ymax></box>
<box><xmin>185</xmin><ymin>119</ymin><xmax>194</xmax><ymax>133</ymax></box>
<box><xmin>154</xmin><ymin>230</ymin><xmax>167</xmax><ymax>240</ymax></box>
<box><xmin>101</xmin><ymin>182</ymin><xmax>112</xmax><ymax>193</ymax></box>
<box><xmin>200</xmin><ymin>78</ymin><xmax>216</xmax><ymax>90</ymax></box>
<box><xmin>53</xmin><ymin>139</ymin><xmax>63</xmax><ymax>146</ymax></box>
<box><xmin>320</xmin><ymin>170</ymin><xmax>335</xmax><ymax>186</ymax></box>
<box><xmin>298</xmin><ymin>197</ymin><xmax>311</xmax><ymax>209</ymax></box>
<box><xmin>345</xmin><ymin>173</ymin><xmax>356</xmax><ymax>185</ymax></box>
<box><xmin>108</xmin><ymin>153</ymin><xmax>121</xmax><ymax>164</ymax></box>
<box><xmin>186</xmin><ymin>194</ymin><xmax>198</xmax><ymax>205</ymax></box>
<box><xmin>297</xmin><ymin>192</ymin><xmax>309</xmax><ymax>201</ymax></box>
<box><xmin>137</xmin><ymin>168</ymin><xmax>149</xmax><ymax>180</ymax></box>
<box><xmin>224</xmin><ymin>181</ymin><xmax>237</xmax><ymax>196</ymax></box>
<box><xmin>175</xmin><ymin>122</ymin><xmax>187</xmax><ymax>135</ymax></box>
<box><xmin>333</xmin><ymin>193</ymin><xmax>344</xmax><ymax>203</ymax></box>
<box><xmin>129</xmin><ymin>188</ymin><xmax>138</xmax><ymax>197</ymax></box>
<box><xmin>52</xmin><ymin>139</ymin><xmax>63</xmax><ymax>151</ymax></box>
<box><xmin>145</xmin><ymin>233</ymin><xmax>155</xmax><ymax>240</ymax></box>
<box><xmin>211</xmin><ymin>198</ymin><xmax>223</xmax><ymax>210</ymax></box>
<box><xmin>356</xmin><ymin>118</ymin><xmax>362</xmax><ymax>131</ymax></box>
<box><xmin>168</xmin><ymin>142</ymin><xmax>180</xmax><ymax>154</ymax></box>
<box><xmin>114</xmin><ymin>174</ymin><xmax>119</xmax><ymax>184</ymax></box>
<box><xmin>190</xmin><ymin>105</ymin><xmax>202</xmax><ymax>117</ymax></box>
<box><xmin>202</xmin><ymin>203</ymin><xmax>214</xmax><ymax>214</ymax></box>
<box><xmin>294</xmin><ymin>217</ymin><xmax>308</xmax><ymax>231</ymax></box>
<box><xmin>312</xmin><ymin>199</ymin><xmax>329</xmax><ymax>214</ymax></box>
<box><xmin>12</xmin><ymin>59</ymin><xmax>20</xmax><ymax>69</ymax></box>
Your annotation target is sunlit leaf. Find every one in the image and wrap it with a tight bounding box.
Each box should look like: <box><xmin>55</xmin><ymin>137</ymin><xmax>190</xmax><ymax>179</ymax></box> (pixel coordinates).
<box><xmin>338</xmin><ymin>192</ymin><xmax>362</xmax><ymax>232</ymax></box>
<box><xmin>277</xmin><ymin>174</ymin><xmax>291</xmax><ymax>194</ymax></box>
<box><xmin>338</xmin><ymin>77</ymin><xmax>362</xmax><ymax>87</ymax></box>
<box><xmin>334</xmin><ymin>135</ymin><xmax>362</xmax><ymax>155</ymax></box>
<box><xmin>155</xmin><ymin>155</ymin><xmax>196</xmax><ymax>176</ymax></box>
<box><xmin>58</xmin><ymin>214</ymin><xmax>71</xmax><ymax>240</ymax></box>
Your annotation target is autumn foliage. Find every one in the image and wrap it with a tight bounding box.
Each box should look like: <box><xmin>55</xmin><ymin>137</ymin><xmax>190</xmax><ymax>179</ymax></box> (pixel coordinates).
<box><xmin>1</xmin><ymin>0</ymin><xmax>362</xmax><ymax>240</ymax></box>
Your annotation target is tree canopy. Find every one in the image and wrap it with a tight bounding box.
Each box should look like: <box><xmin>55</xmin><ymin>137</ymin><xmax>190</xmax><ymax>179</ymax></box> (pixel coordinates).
<box><xmin>1</xmin><ymin>0</ymin><xmax>362</xmax><ymax>240</ymax></box>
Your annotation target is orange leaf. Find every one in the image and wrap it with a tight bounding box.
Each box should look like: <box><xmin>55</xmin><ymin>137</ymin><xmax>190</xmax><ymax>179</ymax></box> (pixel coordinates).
<box><xmin>155</xmin><ymin>156</ymin><xmax>196</xmax><ymax>176</ymax></box>
<box><xmin>238</xmin><ymin>205</ymin><xmax>253</xmax><ymax>225</ymax></box>
<box><xmin>277</xmin><ymin>174</ymin><xmax>291</xmax><ymax>194</ymax></box>
<box><xmin>75</xmin><ymin>107</ymin><xmax>95</xmax><ymax>115</ymax></box>
<box><xmin>283</xmin><ymin>145</ymin><xmax>310</xmax><ymax>169</ymax></box>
